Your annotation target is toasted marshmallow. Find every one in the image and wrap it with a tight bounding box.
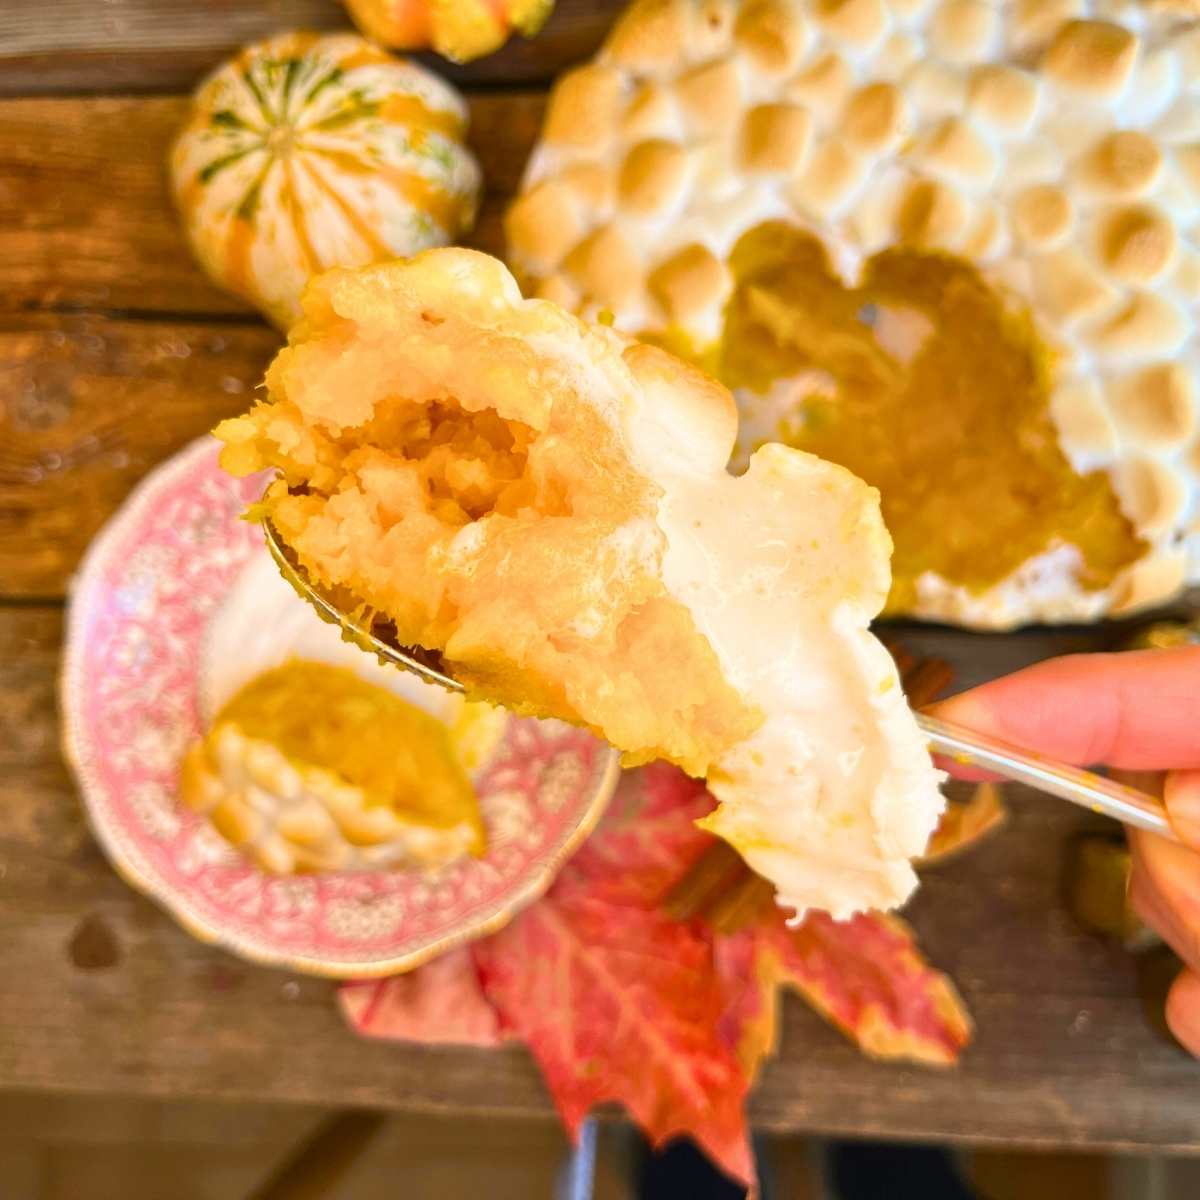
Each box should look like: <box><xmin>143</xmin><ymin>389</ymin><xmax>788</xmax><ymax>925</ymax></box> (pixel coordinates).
<box><xmin>508</xmin><ymin>0</ymin><xmax>1200</xmax><ymax>627</ymax></box>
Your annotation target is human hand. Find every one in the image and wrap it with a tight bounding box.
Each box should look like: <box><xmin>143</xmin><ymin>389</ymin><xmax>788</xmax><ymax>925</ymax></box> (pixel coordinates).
<box><xmin>929</xmin><ymin>646</ymin><xmax>1200</xmax><ymax>1054</ymax></box>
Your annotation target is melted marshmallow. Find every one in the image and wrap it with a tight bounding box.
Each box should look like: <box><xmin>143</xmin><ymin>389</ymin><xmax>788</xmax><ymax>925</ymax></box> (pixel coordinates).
<box><xmin>540</xmin><ymin>313</ymin><xmax>946</xmax><ymax>919</ymax></box>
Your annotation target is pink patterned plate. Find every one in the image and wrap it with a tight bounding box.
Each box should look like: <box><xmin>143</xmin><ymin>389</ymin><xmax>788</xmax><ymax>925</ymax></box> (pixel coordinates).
<box><xmin>61</xmin><ymin>437</ymin><xmax>620</xmax><ymax>978</ymax></box>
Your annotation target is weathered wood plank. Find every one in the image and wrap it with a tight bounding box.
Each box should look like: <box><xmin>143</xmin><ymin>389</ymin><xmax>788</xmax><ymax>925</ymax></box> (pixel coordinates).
<box><xmin>0</xmin><ymin>0</ymin><xmax>617</xmax><ymax>94</ymax></box>
<box><xmin>0</xmin><ymin>96</ymin><xmax>241</xmax><ymax>317</ymax></box>
<box><xmin>5</xmin><ymin>604</ymin><xmax>1200</xmax><ymax>1147</ymax></box>
<box><xmin>0</xmin><ymin>313</ymin><xmax>280</xmax><ymax>597</ymax></box>
<box><xmin>0</xmin><ymin>90</ymin><xmax>543</xmax><ymax>598</ymax></box>
<box><xmin>0</xmin><ymin>1091</ymin><xmax>331</xmax><ymax>1150</ymax></box>
<box><xmin>0</xmin><ymin>93</ymin><xmax>540</xmax><ymax>318</ymax></box>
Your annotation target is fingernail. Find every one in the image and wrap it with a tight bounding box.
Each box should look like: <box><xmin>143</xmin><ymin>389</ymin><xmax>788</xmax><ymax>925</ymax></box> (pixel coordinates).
<box><xmin>1166</xmin><ymin>771</ymin><xmax>1200</xmax><ymax>850</ymax></box>
<box><xmin>925</xmin><ymin>690</ymin><xmax>976</xmax><ymax>717</ymax></box>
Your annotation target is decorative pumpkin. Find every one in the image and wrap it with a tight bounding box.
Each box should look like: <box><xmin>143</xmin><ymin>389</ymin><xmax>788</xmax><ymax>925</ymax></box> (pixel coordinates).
<box><xmin>344</xmin><ymin>0</ymin><xmax>556</xmax><ymax>63</ymax></box>
<box><xmin>171</xmin><ymin>31</ymin><xmax>481</xmax><ymax>329</ymax></box>
<box><xmin>507</xmin><ymin>0</ymin><xmax>1200</xmax><ymax>629</ymax></box>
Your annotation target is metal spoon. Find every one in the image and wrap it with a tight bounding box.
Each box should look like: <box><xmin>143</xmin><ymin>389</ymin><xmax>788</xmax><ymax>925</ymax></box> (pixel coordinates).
<box><xmin>263</xmin><ymin>521</ymin><xmax>1177</xmax><ymax>842</ymax></box>
<box><xmin>917</xmin><ymin>713</ymin><xmax>1173</xmax><ymax>839</ymax></box>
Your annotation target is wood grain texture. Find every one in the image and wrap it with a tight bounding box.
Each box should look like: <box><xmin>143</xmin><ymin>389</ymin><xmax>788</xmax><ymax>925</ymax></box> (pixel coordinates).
<box><xmin>0</xmin><ymin>0</ymin><xmax>620</xmax><ymax>94</ymax></box>
<box><xmin>0</xmin><ymin>94</ymin><xmax>540</xmax><ymax>319</ymax></box>
<box><xmin>0</xmin><ymin>97</ymin><xmax>242</xmax><ymax>317</ymax></box>
<box><xmin>0</xmin><ymin>313</ymin><xmax>280</xmax><ymax>597</ymax></box>
<box><xmin>0</xmin><ymin>92</ymin><xmax>543</xmax><ymax>597</ymax></box>
<box><xmin>0</xmin><ymin>1094</ymin><xmax>590</xmax><ymax>1200</ymax></box>
<box><xmin>6</xmin><ymin>606</ymin><xmax>1200</xmax><ymax>1148</ymax></box>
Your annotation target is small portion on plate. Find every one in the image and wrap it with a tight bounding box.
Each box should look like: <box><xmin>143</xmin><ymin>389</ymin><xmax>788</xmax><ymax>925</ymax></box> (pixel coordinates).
<box><xmin>180</xmin><ymin>657</ymin><xmax>491</xmax><ymax>875</ymax></box>
<box><xmin>61</xmin><ymin>437</ymin><xmax>619</xmax><ymax>978</ymax></box>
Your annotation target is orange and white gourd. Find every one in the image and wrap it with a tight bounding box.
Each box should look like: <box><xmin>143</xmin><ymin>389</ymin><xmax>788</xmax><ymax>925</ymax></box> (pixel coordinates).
<box><xmin>171</xmin><ymin>31</ymin><xmax>481</xmax><ymax>329</ymax></box>
<box><xmin>344</xmin><ymin>0</ymin><xmax>556</xmax><ymax>62</ymax></box>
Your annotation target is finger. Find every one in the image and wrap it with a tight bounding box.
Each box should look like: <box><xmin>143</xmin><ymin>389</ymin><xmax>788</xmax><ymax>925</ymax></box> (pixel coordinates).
<box><xmin>1129</xmin><ymin>828</ymin><xmax>1200</xmax><ymax>970</ymax></box>
<box><xmin>928</xmin><ymin>647</ymin><xmax>1200</xmax><ymax>770</ymax></box>
<box><xmin>1165</xmin><ymin>770</ymin><xmax>1200</xmax><ymax>851</ymax></box>
<box><xmin>1166</xmin><ymin>969</ymin><xmax>1200</xmax><ymax>1058</ymax></box>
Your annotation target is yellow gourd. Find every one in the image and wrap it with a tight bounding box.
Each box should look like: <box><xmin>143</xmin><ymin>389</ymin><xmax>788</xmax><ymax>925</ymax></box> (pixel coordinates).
<box><xmin>171</xmin><ymin>31</ymin><xmax>481</xmax><ymax>329</ymax></box>
<box><xmin>344</xmin><ymin>0</ymin><xmax>555</xmax><ymax>63</ymax></box>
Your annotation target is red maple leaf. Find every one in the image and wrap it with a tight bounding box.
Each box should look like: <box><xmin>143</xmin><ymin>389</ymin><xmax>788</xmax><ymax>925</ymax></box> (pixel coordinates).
<box><xmin>474</xmin><ymin>764</ymin><xmax>753</xmax><ymax>1184</ymax></box>
<box><xmin>339</xmin><ymin>762</ymin><xmax>975</xmax><ymax>1186</ymax></box>
<box><xmin>713</xmin><ymin>924</ymin><xmax>780</xmax><ymax>1079</ymax></box>
<box><xmin>718</xmin><ymin>909</ymin><xmax>972</xmax><ymax>1070</ymax></box>
<box><xmin>475</xmin><ymin>893</ymin><xmax>752</xmax><ymax>1182</ymax></box>
<box><xmin>554</xmin><ymin>760</ymin><xmax>716</xmax><ymax>905</ymax></box>
<box><xmin>338</xmin><ymin>946</ymin><xmax>505</xmax><ymax>1047</ymax></box>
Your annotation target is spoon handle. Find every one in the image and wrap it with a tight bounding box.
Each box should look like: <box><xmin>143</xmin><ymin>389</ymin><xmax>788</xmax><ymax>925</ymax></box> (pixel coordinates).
<box><xmin>263</xmin><ymin>522</ymin><xmax>1178</xmax><ymax>841</ymax></box>
<box><xmin>917</xmin><ymin>713</ymin><xmax>1175</xmax><ymax>840</ymax></box>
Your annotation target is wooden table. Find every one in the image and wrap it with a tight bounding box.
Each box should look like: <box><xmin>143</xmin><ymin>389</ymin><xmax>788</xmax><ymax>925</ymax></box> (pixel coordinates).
<box><xmin>3</xmin><ymin>0</ymin><xmax>1200</xmax><ymax>1156</ymax></box>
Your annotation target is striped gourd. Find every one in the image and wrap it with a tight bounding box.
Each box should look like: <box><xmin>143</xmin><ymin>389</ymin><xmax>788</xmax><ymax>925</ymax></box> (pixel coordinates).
<box><xmin>171</xmin><ymin>31</ymin><xmax>481</xmax><ymax>328</ymax></box>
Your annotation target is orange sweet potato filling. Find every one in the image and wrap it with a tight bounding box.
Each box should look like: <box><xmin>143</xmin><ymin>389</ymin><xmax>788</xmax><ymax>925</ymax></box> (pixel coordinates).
<box><xmin>213</xmin><ymin>659</ymin><xmax>484</xmax><ymax>842</ymax></box>
<box><xmin>660</xmin><ymin>221</ymin><xmax>1146</xmax><ymax>611</ymax></box>
<box><xmin>217</xmin><ymin>270</ymin><xmax>759</xmax><ymax>775</ymax></box>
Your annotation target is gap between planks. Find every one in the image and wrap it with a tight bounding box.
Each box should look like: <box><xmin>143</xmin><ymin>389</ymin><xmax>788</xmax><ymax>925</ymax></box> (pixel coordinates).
<box><xmin>0</xmin><ymin>92</ymin><xmax>543</xmax><ymax>320</ymax></box>
<box><xmin>0</xmin><ymin>0</ymin><xmax>621</xmax><ymax>95</ymax></box>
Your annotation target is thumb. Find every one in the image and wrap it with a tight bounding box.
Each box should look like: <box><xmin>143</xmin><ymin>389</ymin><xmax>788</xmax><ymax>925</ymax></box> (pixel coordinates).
<box><xmin>1166</xmin><ymin>967</ymin><xmax>1200</xmax><ymax>1057</ymax></box>
<box><xmin>927</xmin><ymin>648</ymin><xmax>1200</xmax><ymax>771</ymax></box>
<box><xmin>1166</xmin><ymin>770</ymin><xmax>1200</xmax><ymax>852</ymax></box>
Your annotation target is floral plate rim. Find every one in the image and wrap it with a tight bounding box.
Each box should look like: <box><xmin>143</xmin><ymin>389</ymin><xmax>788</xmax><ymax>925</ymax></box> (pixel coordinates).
<box><xmin>59</xmin><ymin>436</ymin><xmax>621</xmax><ymax>979</ymax></box>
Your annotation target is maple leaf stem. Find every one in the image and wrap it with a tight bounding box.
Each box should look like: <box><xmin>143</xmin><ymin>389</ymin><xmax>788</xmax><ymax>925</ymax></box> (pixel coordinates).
<box><xmin>663</xmin><ymin>842</ymin><xmax>748</xmax><ymax>923</ymax></box>
<box><xmin>708</xmin><ymin>875</ymin><xmax>776</xmax><ymax>936</ymax></box>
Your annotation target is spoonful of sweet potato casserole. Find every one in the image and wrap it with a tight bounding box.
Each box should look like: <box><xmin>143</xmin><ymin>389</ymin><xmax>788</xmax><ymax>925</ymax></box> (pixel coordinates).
<box><xmin>215</xmin><ymin>248</ymin><xmax>947</xmax><ymax>919</ymax></box>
